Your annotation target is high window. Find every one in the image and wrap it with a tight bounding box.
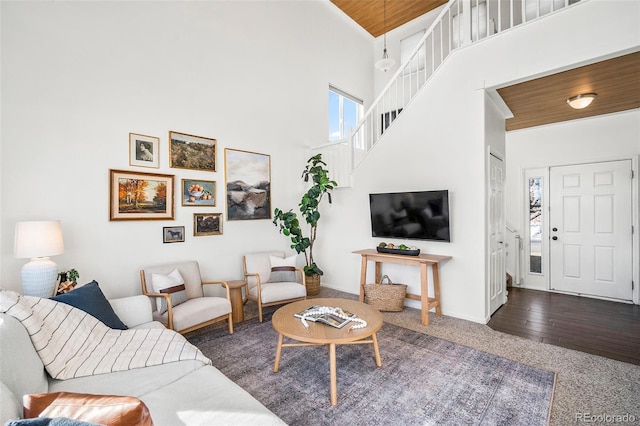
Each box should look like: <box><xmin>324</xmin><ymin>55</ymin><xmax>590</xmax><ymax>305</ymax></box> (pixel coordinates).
<box><xmin>328</xmin><ymin>86</ymin><xmax>363</xmax><ymax>142</ymax></box>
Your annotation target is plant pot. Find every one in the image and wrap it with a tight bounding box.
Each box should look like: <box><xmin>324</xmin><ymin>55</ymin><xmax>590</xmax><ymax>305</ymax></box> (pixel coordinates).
<box><xmin>305</xmin><ymin>274</ymin><xmax>321</xmax><ymax>296</ymax></box>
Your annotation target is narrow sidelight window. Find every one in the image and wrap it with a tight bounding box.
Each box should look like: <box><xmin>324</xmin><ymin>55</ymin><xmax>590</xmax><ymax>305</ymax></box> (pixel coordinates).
<box><xmin>529</xmin><ymin>177</ymin><xmax>543</xmax><ymax>274</ymax></box>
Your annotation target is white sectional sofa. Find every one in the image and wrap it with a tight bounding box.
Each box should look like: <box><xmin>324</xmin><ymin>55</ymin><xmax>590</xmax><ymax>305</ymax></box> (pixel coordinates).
<box><xmin>0</xmin><ymin>294</ymin><xmax>285</xmax><ymax>425</ymax></box>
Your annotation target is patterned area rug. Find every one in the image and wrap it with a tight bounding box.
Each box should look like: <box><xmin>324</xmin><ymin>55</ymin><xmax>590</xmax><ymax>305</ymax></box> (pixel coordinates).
<box><xmin>188</xmin><ymin>313</ymin><xmax>555</xmax><ymax>426</ymax></box>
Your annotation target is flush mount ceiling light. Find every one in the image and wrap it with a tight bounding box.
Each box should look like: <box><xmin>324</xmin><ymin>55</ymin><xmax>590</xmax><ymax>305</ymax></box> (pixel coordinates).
<box><xmin>566</xmin><ymin>93</ymin><xmax>597</xmax><ymax>109</ymax></box>
<box><xmin>375</xmin><ymin>0</ymin><xmax>395</xmax><ymax>72</ymax></box>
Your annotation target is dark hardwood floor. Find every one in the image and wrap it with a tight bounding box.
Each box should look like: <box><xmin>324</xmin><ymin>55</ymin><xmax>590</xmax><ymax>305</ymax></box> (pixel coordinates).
<box><xmin>488</xmin><ymin>287</ymin><xmax>640</xmax><ymax>365</ymax></box>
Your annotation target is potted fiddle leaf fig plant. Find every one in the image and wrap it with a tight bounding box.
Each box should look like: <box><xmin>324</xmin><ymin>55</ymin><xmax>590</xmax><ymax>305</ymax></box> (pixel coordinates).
<box><xmin>273</xmin><ymin>154</ymin><xmax>337</xmax><ymax>296</ymax></box>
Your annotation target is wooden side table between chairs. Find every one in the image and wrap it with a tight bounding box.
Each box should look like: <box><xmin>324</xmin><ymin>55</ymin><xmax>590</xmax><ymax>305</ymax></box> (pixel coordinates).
<box><xmin>226</xmin><ymin>280</ymin><xmax>247</xmax><ymax>323</ymax></box>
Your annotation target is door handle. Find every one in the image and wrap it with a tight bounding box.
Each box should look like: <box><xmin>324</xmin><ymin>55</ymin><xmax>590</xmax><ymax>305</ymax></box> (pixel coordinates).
<box><xmin>552</xmin><ymin>227</ymin><xmax>558</xmax><ymax>232</ymax></box>
<box><xmin>552</xmin><ymin>236</ymin><xmax>558</xmax><ymax>240</ymax></box>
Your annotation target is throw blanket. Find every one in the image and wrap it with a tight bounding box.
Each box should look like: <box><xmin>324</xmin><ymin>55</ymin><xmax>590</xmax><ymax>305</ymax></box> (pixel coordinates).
<box><xmin>0</xmin><ymin>289</ymin><xmax>211</xmax><ymax>380</ymax></box>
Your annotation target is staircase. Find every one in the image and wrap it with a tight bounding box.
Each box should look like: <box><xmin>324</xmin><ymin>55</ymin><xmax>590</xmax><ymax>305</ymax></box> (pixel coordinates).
<box><xmin>313</xmin><ymin>0</ymin><xmax>582</xmax><ymax>188</ymax></box>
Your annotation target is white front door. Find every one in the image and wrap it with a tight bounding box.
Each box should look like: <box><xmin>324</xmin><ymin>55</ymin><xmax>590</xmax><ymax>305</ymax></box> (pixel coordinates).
<box><xmin>489</xmin><ymin>154</ymin><xmax>506</xmax><ymax>314</ymax></box>
<box><xmin>549</xmin><ymin>160</ymin><xmax>633</xmax><ymax>301</ymax></box>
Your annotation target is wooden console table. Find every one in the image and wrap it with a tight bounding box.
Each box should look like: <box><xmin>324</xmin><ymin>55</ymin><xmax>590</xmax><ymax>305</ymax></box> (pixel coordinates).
<box><xmin>353</xmin><ymin>249</ymin><xmax>451</xmax><ymax>325</ymax></box>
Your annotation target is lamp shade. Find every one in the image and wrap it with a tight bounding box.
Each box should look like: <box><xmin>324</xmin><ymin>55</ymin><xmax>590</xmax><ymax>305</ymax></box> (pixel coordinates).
<box><xmin>14</xmin><ymin>220</ymin><xmax>64</xmax><ymax>259</ymax></box>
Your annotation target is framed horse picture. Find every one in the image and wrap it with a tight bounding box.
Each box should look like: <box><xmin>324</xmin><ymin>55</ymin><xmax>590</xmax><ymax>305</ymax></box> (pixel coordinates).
<box><xmin>163</xmin><ymin>226</ymin><xmax>185</xmax><ymax>243</ymax></box>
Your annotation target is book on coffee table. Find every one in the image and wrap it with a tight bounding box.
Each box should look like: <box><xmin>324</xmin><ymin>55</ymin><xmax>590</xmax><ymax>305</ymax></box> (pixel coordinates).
<box><xmin>294</xmin><ymin>305</ymin><xmax>358</xmax><ymax>329</ymax></box>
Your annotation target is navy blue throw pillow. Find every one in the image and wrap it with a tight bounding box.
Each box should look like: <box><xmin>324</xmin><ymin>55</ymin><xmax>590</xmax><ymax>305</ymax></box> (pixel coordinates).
<box><xmin>51</xmin><ymin>280</ymin><xmax>128</xmax><ymax>330</ymax></box>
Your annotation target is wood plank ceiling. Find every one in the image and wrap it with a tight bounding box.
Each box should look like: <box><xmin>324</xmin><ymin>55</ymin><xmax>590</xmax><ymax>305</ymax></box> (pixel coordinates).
<box><xmin>330</xmin><ymin>0</ymin><xmax>447</xmax><ymax>37</ymax></box>
<box><xmin>498</xmin><ymin>52</ymin><xmax>640</xmax><ymax>131</ymax></box>
<box><xmin>330</xmin><ymin>1</ymin><xmax>640</xmax><ymax>131</ymax></box>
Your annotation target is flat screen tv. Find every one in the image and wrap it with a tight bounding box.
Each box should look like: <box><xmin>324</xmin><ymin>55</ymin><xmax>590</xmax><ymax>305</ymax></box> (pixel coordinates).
<box><xmin>369</xmin><ymin>190</ymin><xmax>450</xmax><ymax>242</ymax></box>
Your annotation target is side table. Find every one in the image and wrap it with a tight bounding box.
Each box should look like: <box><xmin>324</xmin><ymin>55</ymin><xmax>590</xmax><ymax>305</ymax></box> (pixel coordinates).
<box><xmin>226</xmin><ymin>280</ymin><xmax>246</xmax><ymax>323</ymax></box>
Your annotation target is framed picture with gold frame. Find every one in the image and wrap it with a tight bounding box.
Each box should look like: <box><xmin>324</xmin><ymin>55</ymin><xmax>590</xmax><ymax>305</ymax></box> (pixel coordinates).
<box><xmin>169</xmin><ymin>131</ymin><xmax>216</xmax><ymax>172</ymax></box>
<box><xmin>109</xmin><ymin>169</ymin><xmax>174</xmax><ymax>221</ymax></box>
<box><xmin>181</xmin><ymin>179</ymin><xmax>216</xmax><ymax>207</ymax></box>
<box><xmin>193</xmin><ymin>213</ymin><xmax>222</xmax><ymax>236</ymax></box>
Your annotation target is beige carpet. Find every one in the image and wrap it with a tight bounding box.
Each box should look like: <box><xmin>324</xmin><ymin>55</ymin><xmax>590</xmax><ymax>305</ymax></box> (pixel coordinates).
<box><xmin>187</xmin><ymin>286</ymin><xmax>640</xmax><ymax>425</ymax></box>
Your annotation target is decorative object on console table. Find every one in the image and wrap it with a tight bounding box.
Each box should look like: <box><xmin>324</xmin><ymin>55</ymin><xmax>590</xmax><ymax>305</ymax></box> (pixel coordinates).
<box><xmin>272</xmin><ymin>154</ymin><xmax>337</xmax><ymax>296</ymax></box>
<box><xmin>363</xmin><ymin>274</ymin><xmax>407</xmax><ymax>312</ymax></box>
<box><xmin>376</xmin><ymin>241</ymin><xmax>420</xmax><ymax>256</ymax></box>
<box><xmin>14</xmin><ymin>220</ymin><xmax>65</xmax><ymax>297</ymax></box>
<box><xmin>376</xmin><ymin>246</ymin><xmax>420</xmax><ymax>256</ymax></box>
<box><xmin>225</xmin><ymin>148</ymin><xmax>271</xmax><ymax>221</ymax></box>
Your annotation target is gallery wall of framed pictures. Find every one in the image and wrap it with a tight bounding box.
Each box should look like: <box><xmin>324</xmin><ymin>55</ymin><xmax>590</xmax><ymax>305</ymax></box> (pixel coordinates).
<box><xmin>113</xmin><ymin>130</ymin><xmax>271</xmax><ymax>243</ymax></box>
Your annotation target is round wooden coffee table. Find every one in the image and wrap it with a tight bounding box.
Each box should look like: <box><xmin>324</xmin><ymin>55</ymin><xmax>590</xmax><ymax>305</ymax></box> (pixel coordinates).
<box><xmin>271</xmin><ymin>298</ymin><xmax>383</xmax><ymax>405</ymax></box>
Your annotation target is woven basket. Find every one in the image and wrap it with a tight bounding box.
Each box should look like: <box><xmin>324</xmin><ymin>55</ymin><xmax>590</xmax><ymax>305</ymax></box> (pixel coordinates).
<box><xmin>305</xmin><ymin>273</ymin><xmax>321</xmax><ymax>296</ymax></box>
<box><xmin>363</xmin><ymin>275</ymin><xmax>407</xmax><ymax>312</ymax></box>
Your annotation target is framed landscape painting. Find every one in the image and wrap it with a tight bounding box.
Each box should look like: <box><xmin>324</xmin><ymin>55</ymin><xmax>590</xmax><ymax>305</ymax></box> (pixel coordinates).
<box><xmin>109</xmin><ymin>169</ymin><xmax>174</xmax><ymax>220</ymax></box>
<box><xmin>181</xmin><ymin>179</ymin><xmax>216</xmax><ymax>206</ymax></box>
<box><xmin>193</xmin><ymin>213</ymin><xmax>222</xmax><ymax>236</ymax></box>
<box><xmin>224</xmin><ymin>148</ymin><xmax>271</xmax><ymax>221</ymax></box>
<box><xmin>129</xmin><ymin>133</ymin><xmax>159</xmax><ymax>168</ymax></box>
<box><xmin>169</xmin><ymin>131</ymin><xmax>216</xmax><ymax>172</ymax></box>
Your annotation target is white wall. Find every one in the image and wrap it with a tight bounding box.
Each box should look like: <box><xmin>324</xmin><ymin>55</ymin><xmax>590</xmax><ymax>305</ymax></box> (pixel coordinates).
<box><xmin>315</xmin><ymin>0</ymin><xmax>640</xmax><ymax>323</ymax></box>
<box><xmin>0</xmin><ymin>0</ymin><xmax>373</xmax><ymax>298</ymax></box>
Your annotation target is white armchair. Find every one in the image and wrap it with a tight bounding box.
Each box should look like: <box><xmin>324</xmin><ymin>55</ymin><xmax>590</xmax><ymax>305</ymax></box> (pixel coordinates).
<box><xmin>140</xmin><ymin>260</ymin><xmax>233</xmax><ymax>334</ymax></box>
<box><xmin>242</xmin><ymin>251</ymin><xmax>307</xmax><ymax>322</ymax></box>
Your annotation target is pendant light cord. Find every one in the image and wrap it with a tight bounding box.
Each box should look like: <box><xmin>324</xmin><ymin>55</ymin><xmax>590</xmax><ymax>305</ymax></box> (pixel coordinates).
<box><xmin>375</xmin><ymin>0</ymin><xmax>395</xmax><ymax>71</ymax></box>
<box><xmin>383</xmin><ymin>0</ymin><xmax>388</xmax><ymax>54</ymax></box>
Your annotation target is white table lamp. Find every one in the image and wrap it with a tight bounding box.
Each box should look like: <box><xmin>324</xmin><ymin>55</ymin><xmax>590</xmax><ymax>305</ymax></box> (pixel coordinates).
<box><xmin>14</xmin><ymin>220</ymin><xmax>65</xmax><ymax>297</ymax></box>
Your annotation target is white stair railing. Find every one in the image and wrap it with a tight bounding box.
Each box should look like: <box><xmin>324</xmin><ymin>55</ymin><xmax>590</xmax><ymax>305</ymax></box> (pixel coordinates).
<box><xmin>312</xmin><ymin>0</ymin><xmax>582</xmax><ymax>187</ymax></box>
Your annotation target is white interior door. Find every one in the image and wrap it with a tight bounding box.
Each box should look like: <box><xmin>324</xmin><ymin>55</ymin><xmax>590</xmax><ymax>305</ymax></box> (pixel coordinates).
<box><xmin>489</xmin><ymin>154</ymin><xmax>506</xmax><ymax>314</ymax></box>
<box><xmin>549</xmin><ymin>160</ymin><xmax>633</xmax><ymax>301</ymax></box>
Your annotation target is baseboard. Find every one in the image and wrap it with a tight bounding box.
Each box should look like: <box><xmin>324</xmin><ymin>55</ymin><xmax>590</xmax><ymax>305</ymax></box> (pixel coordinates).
<box><xmin>320</xmin><ymin>282</ymin><xmax>358</xmax><ymax>296</ymax></box>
